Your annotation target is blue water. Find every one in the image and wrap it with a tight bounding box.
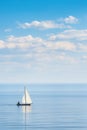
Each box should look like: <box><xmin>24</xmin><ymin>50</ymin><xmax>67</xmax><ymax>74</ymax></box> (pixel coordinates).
<box><xmin>0</xmin><ymin>84</ymin><xmax>87</xmax><ymax>130</ymax></box>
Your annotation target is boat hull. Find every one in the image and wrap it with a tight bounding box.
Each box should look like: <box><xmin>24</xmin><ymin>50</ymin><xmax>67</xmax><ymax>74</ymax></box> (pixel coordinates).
<box><xmin>17</xmin><ymin>103</ymin><xmax>31</xmax><ymax>106</ymax></box>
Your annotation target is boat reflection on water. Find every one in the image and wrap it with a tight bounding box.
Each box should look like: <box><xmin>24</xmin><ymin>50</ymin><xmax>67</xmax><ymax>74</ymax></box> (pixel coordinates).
<box><xmin>22</xmin><ymin>105</ymin><xmax>32</xmax><ymax>113</ymax></box>
<box><xmin>22</xmin><ymin>105</ymin><xmax>32</xmax><ymax>130</ymax></box>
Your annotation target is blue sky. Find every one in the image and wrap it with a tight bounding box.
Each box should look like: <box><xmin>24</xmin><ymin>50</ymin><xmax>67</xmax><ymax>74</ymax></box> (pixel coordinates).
<box><xmin>0</xmin><ymin>0</ymin><xmax>87</xmax><ymax>83</ymax></box>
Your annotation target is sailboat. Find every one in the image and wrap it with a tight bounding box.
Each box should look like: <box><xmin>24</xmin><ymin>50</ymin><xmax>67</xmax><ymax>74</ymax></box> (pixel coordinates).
<box><xmin>17</xmin><ymin>87</ymin><xmax>32</xmax><ymax>106</ymax></box>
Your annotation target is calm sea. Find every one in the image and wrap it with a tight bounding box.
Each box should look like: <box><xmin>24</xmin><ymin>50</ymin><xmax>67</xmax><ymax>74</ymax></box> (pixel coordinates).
<box><xmin>0</xmin><ymin>84</ymin><xmax>87</xmax><ymax>130</ymax></box>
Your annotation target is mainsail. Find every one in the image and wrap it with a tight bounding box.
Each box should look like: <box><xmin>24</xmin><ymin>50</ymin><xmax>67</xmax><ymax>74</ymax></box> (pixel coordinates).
<box><xmin>22</xmin><ymin>87</ymin><xmax>32</xmax><ymax>104</ymax></box>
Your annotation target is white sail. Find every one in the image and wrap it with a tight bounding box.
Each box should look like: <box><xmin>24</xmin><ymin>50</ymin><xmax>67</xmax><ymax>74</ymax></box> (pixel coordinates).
<box><xmin>22</xmin><ymin>87</ymin><xmax>32</xmax><ymax>104</ymax></box>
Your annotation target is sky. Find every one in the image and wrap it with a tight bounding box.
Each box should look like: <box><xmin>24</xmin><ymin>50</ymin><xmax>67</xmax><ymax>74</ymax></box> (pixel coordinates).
<box><xmin>0</xmin><ymin>0</ymin><xmax>87</xmax><ymax>83</ymax></box>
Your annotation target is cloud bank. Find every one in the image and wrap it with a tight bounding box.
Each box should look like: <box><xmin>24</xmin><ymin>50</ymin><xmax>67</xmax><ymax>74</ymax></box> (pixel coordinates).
<box><xmin>18</xmin><ymin>20</ymin><xmax>70</xmax><ymax>29</ymax></box>
<box><xmin>0</xmin><ymin>16</ymin><xmax>87</xmax><ymax>67</ymax></box>
<box><xmin>18</xmin><ymin>16</ymin><xmax>78</xmax><ymax>30</ymax></box>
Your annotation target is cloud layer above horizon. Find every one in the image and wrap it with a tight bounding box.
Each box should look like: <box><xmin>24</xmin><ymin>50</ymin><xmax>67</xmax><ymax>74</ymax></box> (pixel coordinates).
<box><xmin>0</xmin><ymin>14</ymin><xmax>87</xmax><ymax>83</ymax></box>
<box><xmin>1</xmin><ymin>16</ymin><xmax>87</xmax><ymax>62</ymax></box>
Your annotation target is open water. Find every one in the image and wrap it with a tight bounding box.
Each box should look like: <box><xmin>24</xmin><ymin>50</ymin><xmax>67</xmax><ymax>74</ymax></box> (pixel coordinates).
<box><xmin>0</xmin><ymin>84</ymin><xmax>87</xmax><ymax>130</ymax></box>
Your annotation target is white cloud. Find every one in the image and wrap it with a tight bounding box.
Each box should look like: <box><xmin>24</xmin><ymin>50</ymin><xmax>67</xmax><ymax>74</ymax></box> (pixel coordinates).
<box><xmin>56</xmin><ymin>41</ymin><xmax>76</xmax><ymax>51</ymax></box>
<box><xmin>6</xmin><ymin>35</ymin><xmax>44</xmax><ymax>49</ymax></box>
<box><xmin>49</xmin><ymin>29</ymin><xmax>87</xmax><ymax>41</ymax></box>
<box><xmin>7</xmin><ymin>35</ymin><xmax>43</xmax><ymax>43</ymax></box>
<box><xmin>0</xmin><ymin>33</ymin><xmax>87</xmax><ymax>54</ymax></box>
<box><xmin>46</xmin><ymin>41</ymin><xmax>76</xmax><ymax>51</ymax></box>
<box><xmin>18</xmin><ymin>20</ymin><xmax>70</xmax><ymax>29</ymax></box>
<box><xmin>18</xmin><ymin>16</ymin><xmax>78</xmax><ymax>30</ymax></box>
<box><xmin>0</xmin><ymin>33</ymin><xmax>87</xmax><ymax>66</ymax></box>
<box><xmin>0</xmin><ymin>40</ymin><xmax>5</xmax><ymax>48</ymax></box>
<box><xmin>0</xmin><ymin>35</ymin><xmax>44</xmax><ymax>50</ymax></box>
<box><xmin>6</xmin><ymin>43</ymin><xmax>17</xmax><ymax>49</ymax></box>
<box><xmin>0</xmin><ymin>34</ymin><xmax>82</xmax><ymax>52</ymax></box>
<box><xmin>64</xmin><ymin>16</ymin><xmax>78</xmax><ymax>24</ymax></box>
